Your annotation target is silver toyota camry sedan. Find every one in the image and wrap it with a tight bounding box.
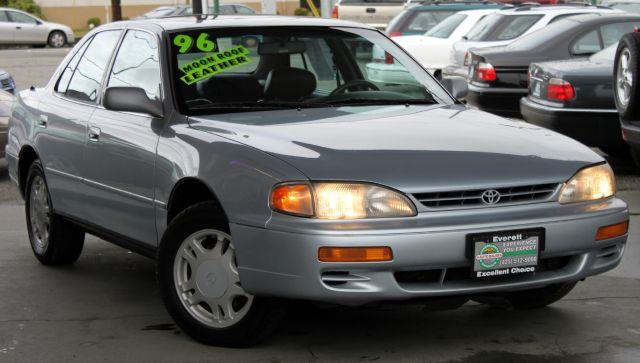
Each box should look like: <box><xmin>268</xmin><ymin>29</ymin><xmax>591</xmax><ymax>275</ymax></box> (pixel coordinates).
<box><xmin>5</xmin><ymin>15</ymin><xmax>629</xmax><ymax>347</ymax></box>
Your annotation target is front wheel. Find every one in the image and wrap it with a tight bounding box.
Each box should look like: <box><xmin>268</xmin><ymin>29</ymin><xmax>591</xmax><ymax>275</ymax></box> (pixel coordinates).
<box><xmin>47</xmin><ymin>31</ymin><xmax>66</xmax><ymax>48</ymax></box>
<box><xmin>157</xmin><ymin>202</ymin><xmax>285</xmax><ymax>347</ymax></box>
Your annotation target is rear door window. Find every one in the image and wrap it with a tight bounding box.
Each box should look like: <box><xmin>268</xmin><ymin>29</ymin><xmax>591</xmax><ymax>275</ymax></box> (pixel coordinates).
<box><xmin>64</xmin><ymin>30</ymin><xmax>121</xmax><ymax>102</ymax></box>
<box><xmin>7</xmin><ymin>11</ymin><xmax>37</xmax><ymax>24</ymax></box>
<box><xmin>0</xmin><ymin>11</ymin><xmax>9</xmax><ymax>22</ymax></box>
<box><xmin>56</xmin><ymin>37</ymin><xmax>93</xmax><ymax>94</ymax></box>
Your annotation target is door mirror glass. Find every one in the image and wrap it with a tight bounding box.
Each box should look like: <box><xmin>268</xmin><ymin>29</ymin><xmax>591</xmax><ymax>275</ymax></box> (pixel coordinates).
<box><xmin>104</xmin><ymin>87</ymin><xmax>163</xmax><ymax>118</ymax></box>
<box><xmin>440</xmin><ymin>76</ymin><xmax>468</xmax><ymax>99</ymax></box>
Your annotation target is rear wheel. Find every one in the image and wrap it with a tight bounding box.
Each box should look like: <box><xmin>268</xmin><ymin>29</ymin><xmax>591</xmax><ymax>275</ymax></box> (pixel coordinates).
<box><xmin>157</xmin><ymin>202</ymin><xmax>285</xmax><ymax>347</ymax></box>
<box><xmin>25</xmin><ymin>160</ymin><xmax>85</xmax><ymax>265</ymax></box>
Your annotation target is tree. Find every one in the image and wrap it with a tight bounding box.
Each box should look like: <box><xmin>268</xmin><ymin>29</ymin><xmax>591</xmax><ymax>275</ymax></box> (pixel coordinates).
<box><xmin>111</xmin><ymin>0</ymin><xmax>122</xmax><ymax>22</ymax></box>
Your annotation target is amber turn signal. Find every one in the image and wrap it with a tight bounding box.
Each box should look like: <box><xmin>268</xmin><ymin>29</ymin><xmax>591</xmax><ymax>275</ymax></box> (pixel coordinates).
<box><xmin>318</xmin><ymin>247</ymin><xmax>393</xmax><ymax>262</ymax></box>
<box><xmin>270</xmin><ymin>184</ymin><xmax>313</xmax><ymax>217</ymax></box>
<box><xmin>596</xmin><ymin>220</ymin><xmax>629</xmax><ymax>241</ymax></box>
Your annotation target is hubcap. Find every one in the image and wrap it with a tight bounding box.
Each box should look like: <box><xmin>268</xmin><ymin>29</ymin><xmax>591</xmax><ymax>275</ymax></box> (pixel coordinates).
<box><xmin>29</xmin><ymin>175</ymin><xmax>51</xmax><ymax>254</ymax></box>
<box><xmin>173</xmin><ymin>229</ymin><xmax>253</xmax><ymax>328</ymax></box>
<box><xmin>50</xmin><ymin>33</ymin><xmax>64</xmax><ymax>47</ymax></box>
<box><xmin>617</xmin><ymin>48</ymin><xmax>633</xmax><ymax>107</ymax></box>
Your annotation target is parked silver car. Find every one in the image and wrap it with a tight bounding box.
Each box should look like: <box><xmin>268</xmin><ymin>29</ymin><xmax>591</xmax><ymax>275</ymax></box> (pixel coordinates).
<box><xmin>0</xmin><ymin>8</ymin><xmax>74</xmax><ymax>47</ymax></box>
<box><xmin>5</xmin><ymin>15</ymin><xmax>629</xmax><ymax>347</ymax></box>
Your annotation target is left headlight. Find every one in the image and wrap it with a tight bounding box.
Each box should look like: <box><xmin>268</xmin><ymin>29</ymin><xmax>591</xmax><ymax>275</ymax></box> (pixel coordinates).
<box><xmin>559</xmin><ymin>163</ymin><xmax>615</xmax><ymax>204</ymax></box>
<box><xmin>270</xmin><ymin>182</ymin><xmax>417</xmax><ymax>219</ymax></box>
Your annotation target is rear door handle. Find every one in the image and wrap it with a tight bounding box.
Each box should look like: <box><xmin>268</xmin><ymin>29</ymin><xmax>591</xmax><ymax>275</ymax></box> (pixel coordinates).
<box><xmin>366</xmin><ymin>8</ymin><xmax>376</xmax><ymax>13</ymax></box>
<box><xmin>88</xmin><ymin>126</ymin><xmax>101</xmax><ymax>142</ymax></box>
<box><xmin>37</xmin><ymin>115</ymin><xmax>47</xmax><ymax>128</ymax></box>
<box><xmin>15</xmin><ymin>26</ymin><xmax>21</xmax><ymax>30</ymax></box>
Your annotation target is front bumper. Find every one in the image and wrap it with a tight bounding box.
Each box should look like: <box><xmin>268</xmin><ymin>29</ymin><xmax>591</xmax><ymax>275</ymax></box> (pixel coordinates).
<box><xmin>231</xmin><ymin>198</ymin><xmax>628</xmax><ymax>305</ymax></box>
<box><xmin>467</xmin><ymin>83</ymin><xmax>527</xmax><ymax>116</ymax></box>
<box><xmin>521</xmin><ymin>97</ymin><xmax>623</xmax><ymax>149</ymax></box>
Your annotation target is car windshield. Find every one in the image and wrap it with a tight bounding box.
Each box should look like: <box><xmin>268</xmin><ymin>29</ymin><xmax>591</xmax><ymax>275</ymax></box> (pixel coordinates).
<box><xmin>425</xmin><ymin>13</ymin><xmax>467</xmax><ymax>38</ymax></box>
<box><xmin>403</xmin><ymin>10</ymin><xmax>457</xmax><ymax>33</ymax></box>
<box><xmin>170</xmin><ymin>27</ymin><xmax>453</xmax><ymax>115</ymax></box>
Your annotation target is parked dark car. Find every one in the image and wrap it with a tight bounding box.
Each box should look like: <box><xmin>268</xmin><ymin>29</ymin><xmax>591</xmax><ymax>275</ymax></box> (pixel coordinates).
<box><xmin>521</xmin><ymin>45</ymin><xmax>628</xmax><ymax>156</ymax></box>
<box><xmin>386</xmin><ymin>1</ymin><xmax>507</xmax><ymax>37</ymax></box>
<box><xmin>467</xmin><ymin>13</ymin><xmax>640</xmax><ymax>116</ymax></box>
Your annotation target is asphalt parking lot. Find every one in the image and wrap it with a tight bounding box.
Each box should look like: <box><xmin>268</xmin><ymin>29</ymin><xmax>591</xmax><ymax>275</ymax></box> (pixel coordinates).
<box><xmin>1</xmin><ymin>48</ymin><xmax>640</xmax><ymax>362</ymax></box>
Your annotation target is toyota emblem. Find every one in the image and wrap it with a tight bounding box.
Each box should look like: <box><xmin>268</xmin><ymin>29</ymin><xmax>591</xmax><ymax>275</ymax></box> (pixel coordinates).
<box><xmin>481</xmin><ymin>190</ymin><xmax>501</xmax><ymax>205</ymax></box>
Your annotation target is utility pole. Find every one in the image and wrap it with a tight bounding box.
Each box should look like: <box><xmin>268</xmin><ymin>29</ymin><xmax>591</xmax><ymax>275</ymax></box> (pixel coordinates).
<box><xmin>111</xmin><ymin>0</ymin><xmax>122</xmax><ymax>22</ymax></box>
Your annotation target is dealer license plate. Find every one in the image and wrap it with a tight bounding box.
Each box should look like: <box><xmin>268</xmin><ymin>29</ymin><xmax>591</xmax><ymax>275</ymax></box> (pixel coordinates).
<box><xmin>468</xmin><ymin>229</ymin><xmax>543</xmax><ymax>279</ymax></box>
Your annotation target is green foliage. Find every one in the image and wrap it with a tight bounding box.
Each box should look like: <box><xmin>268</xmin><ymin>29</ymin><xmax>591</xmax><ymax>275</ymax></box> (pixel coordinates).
<box><xmin>7</xmin><ymin>0</ymin><xmax>45</xmax><ymax>19</ymax></box>
<box><xmin>87</xmin><ymin>17</ymin><xmax>101</xmax><ymax>28</ymax></box>
<box><xmin>293</xmin><ymin>7</ymin><xmax>311</xmax><ymax>16</ymax></box>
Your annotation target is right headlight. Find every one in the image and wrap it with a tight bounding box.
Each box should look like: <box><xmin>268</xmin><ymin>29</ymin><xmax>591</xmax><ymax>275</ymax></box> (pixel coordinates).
<box><xmin>270</xmin><ymin>182</ymin><xmax>417</xmax><ymax>219</ymax></box>
<box><xmin>558</xmin><ymin>163</ymin><xmax>615</xmax><ymax>204</ymax></box>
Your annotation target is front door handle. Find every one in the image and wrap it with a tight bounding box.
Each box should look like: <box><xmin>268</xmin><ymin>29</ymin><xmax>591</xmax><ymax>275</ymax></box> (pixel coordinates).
<box><xmin>37</xmin><ymin>115</ymin><xmax>47</xmax><ymax>128</ymax></box>
<box><xmin>15</xmin><ymin>26</ymin><xmax>21</xmax><ymax>30</ymax></box>
<box><xmin>88</xmin><ymin>126</ymin><xmax>101</xmax><ymax>142</ymax></box>
<box><xmin>366</xmin><ymin>8</ymin><xmax>376</xmax><ymax>13</ymax></box>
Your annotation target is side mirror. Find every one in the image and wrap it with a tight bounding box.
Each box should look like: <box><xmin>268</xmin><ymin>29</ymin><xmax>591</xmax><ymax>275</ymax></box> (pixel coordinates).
<box><xmin>440</xmin><ymin>76</ymin><xmax>468</xmax><ymax>100</ymax></box>
<box><xmin>104</xmin><ymin>87</ymin><xmax>163</xmax><ymax>118</ymax></box>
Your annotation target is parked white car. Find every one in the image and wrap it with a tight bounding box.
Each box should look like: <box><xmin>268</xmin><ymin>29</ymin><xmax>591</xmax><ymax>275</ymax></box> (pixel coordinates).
<box><xmin>399</xmin><ymin>9</ymin><xmax>500</xmax><ymax>71</ymax></box>
<box><xmin>366</xmin><ymin>9</ymin><xmax>499</xmax><ymax>84</ymax></box>
<box><xmin>0</xmin><ymin>7</ymin><xmax>74</xmax><ymax>48</ymax></box>
<box><xmin>444</xmin><ymin>5</ymin><xmax>621</xmax><ymax>77</ymax></box>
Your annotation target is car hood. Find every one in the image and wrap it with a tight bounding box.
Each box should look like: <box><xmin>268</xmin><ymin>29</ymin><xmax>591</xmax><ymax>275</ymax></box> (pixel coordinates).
<box><xmin>189</xmin><ymin>105</ymin><xmax>601</xmax><ymax>193</ymax></box>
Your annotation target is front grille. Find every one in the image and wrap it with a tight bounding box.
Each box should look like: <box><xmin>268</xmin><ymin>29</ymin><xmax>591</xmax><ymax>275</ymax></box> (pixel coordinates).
<box><xmin>413</xmin><ymin>183</ymin><xmax>559</xmax><ymax>209</ymax></box>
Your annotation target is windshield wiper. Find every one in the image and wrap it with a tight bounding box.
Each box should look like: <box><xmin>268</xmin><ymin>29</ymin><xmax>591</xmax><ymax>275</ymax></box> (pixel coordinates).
<box><xmin>309</xmin><ymin>98</ymin><xmax>439</xmax><ymax>107</ymax></box>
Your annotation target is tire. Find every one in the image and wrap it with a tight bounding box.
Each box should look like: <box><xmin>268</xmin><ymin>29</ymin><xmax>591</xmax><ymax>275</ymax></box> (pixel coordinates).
<box><xmin>614</xmin><ymin>33</ymin><xmax>640</xmax><ymax>120</ymax></box>
<box><xmin>630</xmin><ymin>145</ymin><xmax>640</xmax><ymax>169</ymax></box>
<box><xmin>157</xmin><ymin>201</ymin><xmax>285</xmax><ymax>347</ymax></box>
<box><xmin>47</xmin><ymin>31</ymin><xmax>66</xmax><ymax>48</ymax></box>
<box><xmin>25</xmin><ymin>160</ymin><xmax>85</xmax><ymax>265</ymax></box>
<box><xmin>476</xmin><ymin>282</ymin><xmax>577</xmax><ymax>310</ymax></box>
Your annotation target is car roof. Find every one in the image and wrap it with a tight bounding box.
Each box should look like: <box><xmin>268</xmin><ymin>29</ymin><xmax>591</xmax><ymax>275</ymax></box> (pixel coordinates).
<box><xmin>553</xmin><ymin>12</ymin><xmax>640</xmax><ymax>23</ymax></box>
<box><xmin>411</xmin><ymin>2</ymin><xmax>505</xmax><ymax>11</ymax></box>
<box><xmin>496</xmin><ymin>5</ymin><xmax>618</xmax><ymax>15</ymax></box>
<box><xmin>457</xmin><ymin>8</ymin><xmax>503</xmax><ymax>15</ymax></box>
<box><xmin>101</xmin><ymin>15</ymin><xmax>376</xmax><ymax>32</ymax></box>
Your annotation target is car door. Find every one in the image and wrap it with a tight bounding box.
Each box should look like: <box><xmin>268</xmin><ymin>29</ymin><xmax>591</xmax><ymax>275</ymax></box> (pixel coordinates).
<box><xmin>7</xmin><ymin>10</ymin><xmax>45</xmax><ymax>44</ymax></box>
<box><xmin>0</xmin><ymin>11</ymin><xmax>14</xmax><ymax>43</ymax></box>
<box><xmin>81</xmin><ymin>29</ymin><xmax>163</xmax><ymax>246</ymax></box>
<box><xmin>36</xmin><ymin>30</ymin><xmax>122</xmax><ymax>217</ymax></box>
